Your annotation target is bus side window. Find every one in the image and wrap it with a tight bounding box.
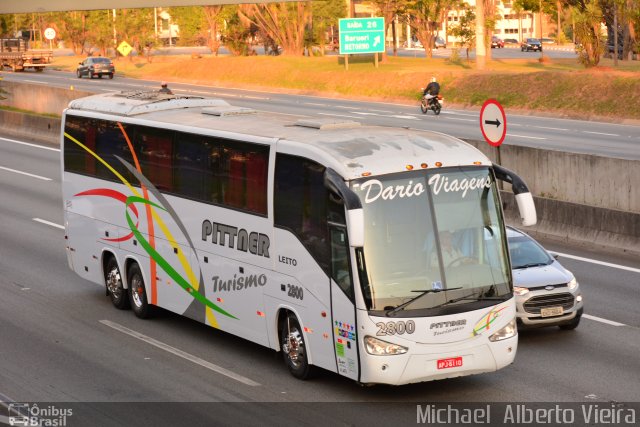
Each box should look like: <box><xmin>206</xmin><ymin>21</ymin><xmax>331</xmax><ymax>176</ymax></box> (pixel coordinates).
<box><xmin>135</xmin><ymin>127</ymin><xmax>174</xmax><ymax>192</ymax></box>
<box><xmin>275</xmin><ymin>154</ymin><xmax>330</xmax><ymax>274</ymax></box>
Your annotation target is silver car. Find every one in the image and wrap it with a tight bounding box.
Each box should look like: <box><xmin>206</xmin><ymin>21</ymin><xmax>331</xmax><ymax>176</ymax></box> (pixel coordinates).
<box><xmin>507</xmin><ymin>227</ymin><xmax>583</xmax><ymax>330</ymax></box>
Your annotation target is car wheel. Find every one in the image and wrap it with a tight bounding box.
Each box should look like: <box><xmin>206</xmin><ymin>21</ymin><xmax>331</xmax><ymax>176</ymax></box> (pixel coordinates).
<box><xmin>108</xmin><ymin>73</ymin><xmax>114</xmax><ymax>79</ymax></box>
<box><xmin>76</xmin><ymin>70</ymin><xmax>82</xmax><ymax>78</ymax></box>
<box><xmin>559</xmin><ymin>310</ymin><xmax>582</xmax><ymax>330</ymax></box>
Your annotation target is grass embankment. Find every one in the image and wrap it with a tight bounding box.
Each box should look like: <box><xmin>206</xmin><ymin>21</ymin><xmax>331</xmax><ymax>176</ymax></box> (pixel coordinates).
<box><xmin>52</xmin><ymin>53</ymin><xmax>640</xmax><ymax>122</ymax></box>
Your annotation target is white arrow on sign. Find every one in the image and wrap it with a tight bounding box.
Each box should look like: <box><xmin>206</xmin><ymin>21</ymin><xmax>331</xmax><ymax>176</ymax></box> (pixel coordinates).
<box><xmin>373</xmin><ymin>36</ymin><xmax>380</xmax><ymax>47</ymax></box>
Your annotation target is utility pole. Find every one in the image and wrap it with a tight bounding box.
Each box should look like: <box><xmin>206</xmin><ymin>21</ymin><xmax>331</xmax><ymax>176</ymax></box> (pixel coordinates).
<box><xmin>475</xmin><ymin>0</ymin><xmax>486</xmax><ymax>70</ymax></box>
<box><xmin>539</xmin><ymin>0</ymin><xmax>543</xmax><ymax>59</ymax></box>
<box><xmin>613</xmin><ymin>3</ymin><xmax>618</xmax><ymax>66</ymax></box>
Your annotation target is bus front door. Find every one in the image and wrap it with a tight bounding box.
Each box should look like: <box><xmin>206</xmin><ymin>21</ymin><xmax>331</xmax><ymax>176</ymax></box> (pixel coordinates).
<box><xmin>329</xmin><ymin>226</ymin><xmax>359</xmax><ymax>381</ymax></box>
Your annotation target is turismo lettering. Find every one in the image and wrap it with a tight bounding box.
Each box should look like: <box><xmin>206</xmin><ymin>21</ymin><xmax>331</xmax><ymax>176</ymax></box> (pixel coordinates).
<box><xmin>202</xmin><ymin>220</ymin><xmax>270</xmax><ymax>258</ymax></box>
<box><xmin>212</xmin><ymin>274</ymin><xmax>267</xmax><ymax>292</ymax></box>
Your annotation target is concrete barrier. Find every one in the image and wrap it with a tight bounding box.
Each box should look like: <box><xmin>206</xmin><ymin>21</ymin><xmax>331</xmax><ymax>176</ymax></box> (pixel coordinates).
<box><xmin>501</xmin><ymin>192</ymin><xmax>640</xmax><ymax>257</ymax></box>
<box><xmin>0</xmin><ymin>109</ymin><xmax>60</xmax><ymax>145</ymax></box>
<box><xmin>0</xmin><ymin>80</ymin><xmax>92</xmax><ymax>116</ymax></box>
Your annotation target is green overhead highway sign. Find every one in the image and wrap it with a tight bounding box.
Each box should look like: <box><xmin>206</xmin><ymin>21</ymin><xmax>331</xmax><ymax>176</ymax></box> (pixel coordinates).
<box><xmin>339</xmin><ymin>17</ymin><xmax>385</xmax><ymax>55</ymax></box>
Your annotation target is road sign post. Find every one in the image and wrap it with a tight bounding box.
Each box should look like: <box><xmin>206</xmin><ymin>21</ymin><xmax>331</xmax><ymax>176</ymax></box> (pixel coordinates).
<box><xmin>44</xmin><ymin>27</ymin><xmax>56</xmax><ymax>50</ymax></box>
<box><xmin>338</xmin><ymin>17</ymin><xmax>385</xmax><ymax>70</ymax></box>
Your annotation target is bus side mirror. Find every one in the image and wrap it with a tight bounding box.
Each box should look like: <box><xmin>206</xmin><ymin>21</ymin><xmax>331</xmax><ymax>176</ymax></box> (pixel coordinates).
<box><xmin>347</xmin><ymin>209</ymin><xmax>364</xmax><ymax>247</ymax></box>
<box><xmin>515</xmin><ymin>192</ymin><xmax>537</xmax><ymax>226</ymax></box>
<box><xmin>493</xmin><ymin>163</ymin><xmax>537</xmax><ymax>226</ymax></box>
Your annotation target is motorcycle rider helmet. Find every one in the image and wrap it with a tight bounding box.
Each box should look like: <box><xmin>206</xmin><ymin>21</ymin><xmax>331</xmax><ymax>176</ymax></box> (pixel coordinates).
<box><xmin>431</xmin><ymin>76</ymin><xmax>437</xmax><ymax>83</ymax></box>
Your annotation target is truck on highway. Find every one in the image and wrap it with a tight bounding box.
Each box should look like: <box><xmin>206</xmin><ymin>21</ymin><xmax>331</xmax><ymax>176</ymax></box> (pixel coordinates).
<box><xmin>0</xmin><ymin>38</ymin><xmax>53</xmax><ymax>72</ymax></box>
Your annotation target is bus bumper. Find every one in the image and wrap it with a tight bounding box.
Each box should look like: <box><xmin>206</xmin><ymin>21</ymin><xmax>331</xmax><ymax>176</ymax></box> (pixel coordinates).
<box><xmin>358</xmin><ymin>335</ymin><xmax>517</xmax><ymax>386</ymax></box>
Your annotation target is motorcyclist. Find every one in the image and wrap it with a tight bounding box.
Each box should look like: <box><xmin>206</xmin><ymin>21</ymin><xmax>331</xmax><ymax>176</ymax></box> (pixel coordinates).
<box><xmin>423</xmin><ymin>77</ymin><xmax>440</xmax><ymax>103</ymax></box>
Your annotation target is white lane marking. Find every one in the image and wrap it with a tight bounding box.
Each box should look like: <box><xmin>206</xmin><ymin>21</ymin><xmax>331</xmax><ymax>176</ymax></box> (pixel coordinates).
<box><xmin>582</xmin><ymin>131</ymin><xmax>619</xmax><ymax>137</ymax></box>
<box><xmin>303</xmin><ymin>102</ymin><xmax>327</xmax><ymax>107</ymax></box>
<box><xmin>335</xmin><ymin>105</ymin><xmax>359</xmax><ymax>110</ymax></box>
<box><xmin>506</xmin><ymin>133</ymin><xmax>547</xmax><ymax>140</ymax></box>
<box><xmin>0</xmin><ymin>166</ymin><xmax>52</xmax><ymax>181</ymax></box>
<box><xmin>242</xmin><ymin>95</ymin><xmax>269</xmax><ymax>100</ymax></box>
<box><xmin>100</xmin><ymin>320</ymin><xmax>261</xmax><ymax>387</ymax></box>
<box><xmin>530</xmin><ymin>126</ymin><xmax>570</xmax><ymax>131</ymax></box>
<box><xmin>391</xmin><ymin>115</ymin><xmax>418</xmax><ymax>120</ymax></box>
<box><xmin>0</xmin><ymin>136</ymin><xmax>60</xmax><ymax>152</ymax></box>
<box><xmin>317</xmin><ymin>112</ymin><xmax>363</xmax><ymax>119</ymax></box>
<box><xmin>368</xmin><ymin>109</ymin><xmax>394</xmax><ymax>113</ymax></box>
<box><xmin>447</xmin><ymin>117</ymin><xmax>476</xmax><ymax>122</ymax></box>
<box><xmin>583</xmin><ymin>314</ymin><xmax>626</xmax><ymax>327</ymax></box>
<box><xmin>552</xmin><ymin>251</ymin><xmax>640</xmax><ymax>274</ymax></box>
<box><xmin>33</xmin><ymin>218</ymin><xmax>64</xmax><ymax>230</ymax></box>
<box><xmin>352</xmin><ymin>112</ymin><xmax>379</xmax><ymax>116</ymax></box>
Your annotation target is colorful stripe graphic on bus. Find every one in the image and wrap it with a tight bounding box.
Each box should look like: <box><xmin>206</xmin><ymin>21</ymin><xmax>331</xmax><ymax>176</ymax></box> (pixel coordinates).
<box><xmin>64</xmin><ymin>127</ymin><xmax>237</xmax><ymax>325</ymax></box>
<box><xmin>472</xmin><ymin>304</ymin><xmax>508</xmax><ymax>336</ymax></box>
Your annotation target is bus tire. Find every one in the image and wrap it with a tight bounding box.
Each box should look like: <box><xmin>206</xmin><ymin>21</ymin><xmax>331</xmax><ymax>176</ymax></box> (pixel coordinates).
<box><xmin>105</xmin><ymin>257</ymin><xmax>129</xmax><ymax>310</ymax></box>
<box><xmin>280</xmin><ymin>313</ymin><xmax>314</xmax><ymax>380</ymax></box>
<box><xmin>128</xmin><ymin>263</ymin><xmax>153</xmax><ymax>319</ymax></box>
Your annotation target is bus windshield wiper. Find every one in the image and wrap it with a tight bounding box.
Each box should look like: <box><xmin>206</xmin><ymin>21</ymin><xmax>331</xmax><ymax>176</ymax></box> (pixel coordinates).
<box><xmin>387</xmin><ymin>287</ymin><xmax>462</xmax><ymax>317</ymax></box>
<box><xmin>432</xmin><ymin>292</ymin><xmax>506</xmax><ymax>309</ymax></box>
<box><xmin>513</xmin><ymin>262</ymin><xmax>549</xmax><ymax>270</ymax></box>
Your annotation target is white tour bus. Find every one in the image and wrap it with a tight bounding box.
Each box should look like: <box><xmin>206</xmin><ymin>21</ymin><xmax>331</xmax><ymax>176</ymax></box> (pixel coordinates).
<box><xmin>61</xmin><ymin>91</ymin><xmax>536</xmax><ymax>385</ymax></box>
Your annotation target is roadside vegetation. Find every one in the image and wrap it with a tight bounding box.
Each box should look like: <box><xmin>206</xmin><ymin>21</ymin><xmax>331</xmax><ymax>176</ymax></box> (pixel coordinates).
<box><xmin>51</xmin><ymin>53</ymin><xmax>640</xmax><ymax>121</ymax></box>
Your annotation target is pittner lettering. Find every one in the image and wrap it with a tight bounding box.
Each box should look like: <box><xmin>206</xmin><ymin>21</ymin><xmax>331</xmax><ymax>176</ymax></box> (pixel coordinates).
<box><xmin>202</xmin><ymin>220</ymin><xmax>270</xmax><ymax>258</ymax></box>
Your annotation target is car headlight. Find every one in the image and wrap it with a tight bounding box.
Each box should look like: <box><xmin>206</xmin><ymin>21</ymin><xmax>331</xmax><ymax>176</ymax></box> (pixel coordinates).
<box><xmin>513</xmin><ymin>286</ymin><xmax>529</xmax><ymax>296</ymax></box>
<box><xmin>364</xmin><ymin>336</ymin><xmax>408</xmax><ymax>356</ymax></box>
<box><xmin>567</xmin><ymin>277</ymin><xmax>578</xmax><ymax>290</ymax></box>
<box><xmin>489</xmin><ymin>319</ymin><xmax>517</xmax><ymax>342</ymax></box>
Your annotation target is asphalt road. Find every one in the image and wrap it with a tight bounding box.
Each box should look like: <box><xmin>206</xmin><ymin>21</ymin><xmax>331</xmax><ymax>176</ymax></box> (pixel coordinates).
<box><xmin>0</xmin><ymin>134</ymin><xmax>639</xmax><ymax>426</ymax></box>
<box><xmin>4</xmin><ymin>70</ymin><xmax>640</xmax><ymax>160</ymax></box>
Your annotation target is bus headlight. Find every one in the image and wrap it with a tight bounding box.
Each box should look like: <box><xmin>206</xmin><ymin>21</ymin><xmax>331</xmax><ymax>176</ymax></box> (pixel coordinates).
<box><xmin>513</xmin><ymin>286</ymin><xmax>529</xmax><ymax>296</ymax></box>
<box><xmin>488</xmin><ymin>319</ymin><xmax>517</xmax><ymax>342</ymax></box>
<box><xmin>364</xmin><ymin>336</ymin><xmax>408</xmax><ymax>355</ymax></box>
<box><xmin>567</xmin><ymin>277</ymin><xmax>578</xmax><ymax>290</ymax></box>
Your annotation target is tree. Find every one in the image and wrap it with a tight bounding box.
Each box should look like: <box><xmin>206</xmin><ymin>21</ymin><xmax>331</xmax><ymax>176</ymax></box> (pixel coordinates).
<box><xmin>572</xmin><ymin>0</ymin><xmax>604</xmax><ymax>66</ymax></box>
<box><xmin>310</xmin><ymin>0</ymin><xmax>346</xmax><ymax>56</ymax></box>
<box><xmin>115</xmin><ymin>9</ymin><xmax>158</xmax><ymax>62</ymax></box>
<box><xmin>448</xmin><ymin>3</ymin><xmax>476</xmax><ymax>60</ymax></box>
<box><xmin>368</xmin><ymin>0</ymin><xmax>406</xmax><ymax>59</ymax></box>
<box><xmin>85</xmin><ymin>10</ymin><xmax>115</xmax><ymax>56</ymax></box>
<box><xmin>406</xmin><ymin>0</ymin><xmax>458</xmax><ymax>58</ymax></box>
<box><xmin>238</xmin><ymin>2</ymin><xmax>311</xmax><ymax>56</ymax></box>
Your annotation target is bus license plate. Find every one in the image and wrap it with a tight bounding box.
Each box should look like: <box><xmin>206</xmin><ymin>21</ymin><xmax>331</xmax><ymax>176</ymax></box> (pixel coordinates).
<box><xmin>437</xmin><ymin>356</ymin><xmax>463</xmax><ymax>370</ymax></box>
<box><xmin>541</xmin><ymin>306</ymin><xmax>564</xmax><ymax>317</ymax></box>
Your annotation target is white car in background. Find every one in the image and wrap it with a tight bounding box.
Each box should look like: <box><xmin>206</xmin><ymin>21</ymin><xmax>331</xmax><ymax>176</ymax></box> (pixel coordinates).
<box><xmin>507</xmin><ymin>226</ymin><xmax>583</xmax><ymax>330</ymax></box>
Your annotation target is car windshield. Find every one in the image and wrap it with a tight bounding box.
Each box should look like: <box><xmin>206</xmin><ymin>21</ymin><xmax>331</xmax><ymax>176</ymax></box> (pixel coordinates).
<box><xmin>352</xmin><ymin>166</ymin><xmax>512</xmax><ymax>317</ymax></box>
<box><xmin>94</xmin><ymin>58</ymin><xmax>111</xmax><ymax>63</ymax></box>
<box><xmin>508</xmin><ymin>234</ymin><xmax>553</xmax><ymax>269</ymax></box>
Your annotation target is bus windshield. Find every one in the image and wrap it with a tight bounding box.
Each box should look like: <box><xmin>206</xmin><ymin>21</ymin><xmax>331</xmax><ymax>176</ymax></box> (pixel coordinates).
<box><xmin>352</xmin><ymin>166</ymin><xmax>511</xmax><ymax>317</ymax></box>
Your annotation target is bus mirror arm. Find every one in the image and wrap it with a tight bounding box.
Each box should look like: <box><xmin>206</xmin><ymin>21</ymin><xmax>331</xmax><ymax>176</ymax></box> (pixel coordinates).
<box><xmin>492</xmin><ymin>164</ymin><xmax>537</xmax><ymax>227</ymax></box>
<box><xmin>324</xmin><ymin>168</ymin><xmax>365</xmax><ymax>247</ymax></box>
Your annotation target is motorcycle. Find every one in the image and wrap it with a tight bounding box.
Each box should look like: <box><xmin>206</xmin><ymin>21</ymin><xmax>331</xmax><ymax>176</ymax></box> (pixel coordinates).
<box><xmin>420</xmin><ymin>93</ymin><xmax>443</xmax><ymax>115</ymax></box>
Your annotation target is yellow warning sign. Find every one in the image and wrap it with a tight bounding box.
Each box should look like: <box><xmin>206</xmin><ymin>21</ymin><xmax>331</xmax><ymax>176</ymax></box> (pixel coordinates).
<box><xmin>117</xmin><ymin>41</ymin><xmax>133</xmax><ymax>57</ymax></box>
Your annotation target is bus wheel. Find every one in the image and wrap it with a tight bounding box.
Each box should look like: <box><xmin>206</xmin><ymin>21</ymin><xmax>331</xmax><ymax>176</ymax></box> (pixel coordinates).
<box><xmin>280</xmin><ymin>314</ymin><xmax>314</xmax><ymax>379</ymax></box>
<box><xmin>105</xmin><ymin>257</ymin><xmax>129</xmax><ymax>310</ymax></box>
<box><xmin>128</xmin><ymin>263</ymin><xmax>153</xmax><ymax>319</ymax></box>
